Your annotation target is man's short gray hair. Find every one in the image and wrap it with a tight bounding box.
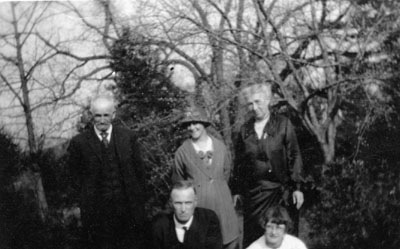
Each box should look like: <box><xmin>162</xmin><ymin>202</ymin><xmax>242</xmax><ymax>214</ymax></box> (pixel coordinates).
<box><xmin>89</xmin><ymin>95</ymin><xmax>116</xmax><ymax>113</ymax></box>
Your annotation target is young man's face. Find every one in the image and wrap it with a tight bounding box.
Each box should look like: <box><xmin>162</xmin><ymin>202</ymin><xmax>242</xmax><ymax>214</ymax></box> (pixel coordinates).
<box><xmin>171</xmin><ymin>188</ymin><xmax>197</xmax><ymax>224</ymax></box>
<box><xmin>264</xmin><ymin>221</ymin><xmax>286</xmax><ymax>248</ymax></box>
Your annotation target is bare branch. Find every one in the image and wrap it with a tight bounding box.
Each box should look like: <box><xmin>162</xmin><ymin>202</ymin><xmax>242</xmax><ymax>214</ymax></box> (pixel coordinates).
<box><xmin>61</xmin><ymin>0</ymin><xmax>117</xmax><ymax>52</ymax></box>
<box><xmin>31</xmin><ymin>65</ymin><xmax>110</xmax><ymax>111</ymax></box>
<box><xmin>36</xmin><ymin>32</ymin><xmax>110</xmax><ymax>61</ymax></box>
<box><xmin>151</xmin><ymin>39</ymin><xmax>211</xmax><ymax>85</ymax></box>
<box><xmin>0</xmin><ymin>71</ymin><xmax>24</xmax><ymax>106</ymax></box>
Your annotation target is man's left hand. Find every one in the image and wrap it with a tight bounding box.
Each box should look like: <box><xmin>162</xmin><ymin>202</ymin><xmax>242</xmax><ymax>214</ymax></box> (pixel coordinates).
<box><xmin>292</xmin><ymin>190</ymin><xmax>304</xmax><ymax>209</ymax></box>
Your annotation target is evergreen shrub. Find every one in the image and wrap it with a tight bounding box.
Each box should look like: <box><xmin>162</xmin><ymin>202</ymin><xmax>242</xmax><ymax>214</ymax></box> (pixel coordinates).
<box><xmin>306</xmin><ymin>158</ymin><xmax>400</xmax><ymax>249</ymax></box>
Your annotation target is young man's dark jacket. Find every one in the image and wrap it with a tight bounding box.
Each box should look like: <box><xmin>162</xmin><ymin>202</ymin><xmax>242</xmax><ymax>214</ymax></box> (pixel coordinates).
<box><xmin>152</xmin><ymin>207</ymin><xmax>223</xmax><ymax>249</ymax></box>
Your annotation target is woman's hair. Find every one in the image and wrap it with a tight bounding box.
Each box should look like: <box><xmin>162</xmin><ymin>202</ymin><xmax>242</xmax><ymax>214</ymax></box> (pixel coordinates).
<box><xmin>238</xmin><ymin>82</ymin><xmax>282</xmax><ymax>121</ymax></box>
<box><xmin>259</xmin><ymin>206</ymin><xmax>293</xmax><ymax>232</ymax></box>
<box><xmin>238</xmin><ymin>83</ymin><xmax>273</xmax><ymax>105</ymax></box>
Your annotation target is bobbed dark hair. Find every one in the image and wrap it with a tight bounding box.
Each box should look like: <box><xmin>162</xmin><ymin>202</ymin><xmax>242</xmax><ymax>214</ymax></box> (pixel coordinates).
<box><xmin>259</xmin><ymin>205</ymin><xmax>292</xmax><ymax>232</ymax></box>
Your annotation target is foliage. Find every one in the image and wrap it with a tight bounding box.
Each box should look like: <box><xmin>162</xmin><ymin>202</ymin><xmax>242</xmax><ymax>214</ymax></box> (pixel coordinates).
<box><xmin>0</xmin><ymin>129</ymin><xmax>81</xmax><ymax>249</ymax></box>
<box><xmin>0</xmin><ymin>129</ymin><xmax>21</xmax><ymax>248</ymax></box>
<box><xmin>332</xmin><ymin>0</ymin><xmax>400</xmax><ymax>160</ymax></box>
<box><xmin>305</xmin><ymin>158</ymin><xmax>400</xmax><ymax>249</ymax></box>
<box><xmin>110</xmin><ymin>27</ymin><xmax>188</xmax><ymax>216</ymax></box>
<box><xmin>0</xmin><ymin>130</ymin><xmax>43</xmax><ymax>248</ymax></box>
<box><xmin>305</xmin><ymin>68</ymin><xmax>400</xmax><ymax>249</ymax></box>
<box><xmin>0</xmin><ymin>130</ymin><xmax>20</xmax><ymax>184</ymax></box>
<box><xmin>110</xmin><ymin>28</ymin><xmax>186</xmax><ymax>121</ymax></box>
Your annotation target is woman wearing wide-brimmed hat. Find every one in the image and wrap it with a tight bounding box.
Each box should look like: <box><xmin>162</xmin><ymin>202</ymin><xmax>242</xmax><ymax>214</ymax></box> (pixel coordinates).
<box><xmin>172</xmin><ymin>106</ymin><xmax>239</xmax><ymax>249</ymax></box>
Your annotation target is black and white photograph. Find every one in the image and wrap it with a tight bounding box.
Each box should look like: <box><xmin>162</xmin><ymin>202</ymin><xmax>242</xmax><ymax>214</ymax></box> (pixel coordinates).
<box><xmin>0</xmin><ymin>0</ymin><xmax>399</xmax><ymax>248</ymax></box>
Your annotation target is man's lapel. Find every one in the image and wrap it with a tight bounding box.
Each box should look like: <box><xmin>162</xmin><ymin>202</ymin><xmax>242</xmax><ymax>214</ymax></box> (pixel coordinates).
<box><xmin>85</xmin><ymin>129</ymin><xmax>102</xmax><ymax>161</ymax></box>
<box><xmin>184</xmin><ymin>210</ymin><xmax>199</xmax><ymax>246</ymax></box>
<box><xmin>112</xmin><ymin>127</ymin><xmax>128</xmax><ymax>161</ymax></box>
<box><xmin>169</xmin><ymin>214</ymin><xmax>181</xmax><ymax>246</ymax></box>
<box><xmin>112</xmin><ymin>127</ymin><xmax>131</xmax><ymax>180</ymax></box>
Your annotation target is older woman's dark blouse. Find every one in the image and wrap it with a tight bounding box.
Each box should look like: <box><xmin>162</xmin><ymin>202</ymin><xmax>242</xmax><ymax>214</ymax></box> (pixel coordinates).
<box><xmin>232</xmin><ymin>115</ymin><xmax>304</xmax><ymax>218</ymax></box>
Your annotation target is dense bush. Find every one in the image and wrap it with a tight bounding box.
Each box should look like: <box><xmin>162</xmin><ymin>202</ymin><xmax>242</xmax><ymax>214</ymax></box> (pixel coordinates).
<box><xmin>0</xmin><ymin>130</ymin><xmax>48</xmax><ymax>249</ymax></box>
<box><xmin>0</xmin><ymin>129</ymin><xmax>19</xmax><ymax>185</ymax></box>
<box><xmin>109</xmin><ymin>28</ymin><xmax>189</xmax><ymax>216</ymax></box>
<box><xmin>136</xmin><ymin>114</ymin><xmax>186</xmax><ymax>217</ymax></box>
<box><xmin>0</xmin><ymin>130</ymin><xmax>81</xmax><ymax>249</ymax></box>
<box><xmin>305</xmin><ymin>158</ymin><xmax>400</xmax><ymax>249</ymax></box>
<box><xmin>0</xmin><ymin>129</ymin><xmax>20</xmax><ymax>249</ymax></box>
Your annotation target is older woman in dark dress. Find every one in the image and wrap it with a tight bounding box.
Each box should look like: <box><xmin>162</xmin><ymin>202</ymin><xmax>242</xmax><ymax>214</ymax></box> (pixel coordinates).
<box><xmin>172</xmin><ymin>106</ymin><xmax>239</xmax><ymax>249</ymax></box>
<box><xmin>231</xmin><ymin>83</ymin><xmax>304</xmax><ymax>248</ymax></box>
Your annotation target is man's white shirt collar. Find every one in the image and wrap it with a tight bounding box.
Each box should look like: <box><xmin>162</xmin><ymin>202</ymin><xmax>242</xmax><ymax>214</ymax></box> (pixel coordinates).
<box><xmin>174</xmin><ymin>215</ymin><xmax>194</xmax><ymax>243</ymax></box>
<box><xmin>94</xmin><ymin>125</ymin><xmax>113</xmax><ymax>142</ymax></box>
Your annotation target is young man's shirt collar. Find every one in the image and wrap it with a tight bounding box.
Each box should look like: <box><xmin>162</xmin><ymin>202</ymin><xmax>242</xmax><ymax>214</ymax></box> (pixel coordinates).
<box><xmin>174</xmin><ymin>214</ymin><xmax>194</xmax><ymax>242</ymax></box>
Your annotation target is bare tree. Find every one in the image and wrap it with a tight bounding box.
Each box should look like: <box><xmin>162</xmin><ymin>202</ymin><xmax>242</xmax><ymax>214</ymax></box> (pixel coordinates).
<box><xmin>62</xmin><ymin>0</ymin><xmax>398</xmax><ymax>166</ymax></box>
<box><xmin>246</xmin><ymin>0</ymin><xmax>397</xmax><ymax>163</ymax></box>
<box><xmin>128</xmin><ymin>0</ymin><xmax>244</xmax><ymax>150</ymax></box>
<box><xmin>0</xmin><ymin>1</ymin><xmax>111</xmax><ymax>219</ymax></box>
<box><xmin>128</xmin><ymin>0</ymin><xmax>394</xmax><ymax>164</ymax></box>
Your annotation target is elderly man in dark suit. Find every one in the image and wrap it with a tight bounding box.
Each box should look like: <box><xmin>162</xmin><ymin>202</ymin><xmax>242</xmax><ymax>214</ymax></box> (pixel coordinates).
<box><xmin>232</xmin><ymin>83</ymin><xmax>305</xmax><ymax>248</ymax></box>
<box><xmin>152</xmin><ymin>180</ymin><xmax>223</xmax><ymax>249</ymax></box>
<box><xmin>67</xmin><ymin>95</ymin><xmax>146</xmax><ymax>249</ymax></box>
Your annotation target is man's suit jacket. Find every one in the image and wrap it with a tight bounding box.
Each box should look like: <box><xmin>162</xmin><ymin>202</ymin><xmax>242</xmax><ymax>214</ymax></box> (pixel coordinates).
<box><xmin>152</xmin><ymin>207</ymin><xmax>223</xmax><ymax>249</ymax></box>
<box><xmin>67</xmin><ymin>125</ymin><xmax>146</xmax><ymax>227</ymax></box>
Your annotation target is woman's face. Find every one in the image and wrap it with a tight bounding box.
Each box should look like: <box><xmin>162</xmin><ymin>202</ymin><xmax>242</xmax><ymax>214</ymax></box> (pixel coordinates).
<box><xmin>246</xmin><ymin>92</ymin><xmax>271</xmax><ymax>121</ymax></box>
<box><xmin>264</xmin><ymin>221</ymin><xmax>286</xmax><ymax>248</ymax></box>
<box><xmin>186</xmin><ymin>122</ymin><xmax>206</xmax><ymax>140</ymax></box>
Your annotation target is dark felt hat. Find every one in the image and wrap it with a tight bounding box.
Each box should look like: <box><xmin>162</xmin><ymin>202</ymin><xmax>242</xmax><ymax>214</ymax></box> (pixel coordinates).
<box><xmin>180</xmin><ymin>106</ymin><xmax>211</xmax><ymax>126</ymax></box>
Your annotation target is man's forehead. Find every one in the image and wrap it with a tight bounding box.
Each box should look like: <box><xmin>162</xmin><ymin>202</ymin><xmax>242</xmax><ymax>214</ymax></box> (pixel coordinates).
<box><xmin>92</xmin><ymin>102</ymin><xmax>115</xmax><ymax>112</ymax></box>
<box><xmin>92</xmin><ymin>108</ymin><xmax>114</xmax><ymax>114</ymax></box>
<box><xmin>171</xmin><ymin>188</ymin><xmax>196</xmax><ymax>200</ymax></box>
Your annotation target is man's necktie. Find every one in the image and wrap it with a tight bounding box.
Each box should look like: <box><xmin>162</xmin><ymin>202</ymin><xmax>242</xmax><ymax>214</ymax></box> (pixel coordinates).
<box><xmin>182</xmin><ymin>226</ymin><xmax>188</xmax><ymax>243</ymax></box>
<box><xmin>100</xmin><ymin>131</ymin><xmax>109</xmax><ymax>148</ymax></box>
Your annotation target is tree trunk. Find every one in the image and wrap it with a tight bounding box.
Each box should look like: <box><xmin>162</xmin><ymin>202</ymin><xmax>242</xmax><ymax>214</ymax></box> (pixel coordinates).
<box><xmin>32</xmin><ymin>171</ymin><xmax>48</xmax><ymax>221</ymax></box>
<box><xmin>12</xmin><ymin>2</ymin><xmax>48</xmax><ymax>221</ymax></box>
<box><xmin>213</xmin><ymin>39</ymin><xmax>233</xmax><ymax>152</ymax></box>
<box><xmin>318</xmin><ymin>122</ymin><xmax>337</xmax><ymax>164</ymax></box>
